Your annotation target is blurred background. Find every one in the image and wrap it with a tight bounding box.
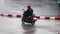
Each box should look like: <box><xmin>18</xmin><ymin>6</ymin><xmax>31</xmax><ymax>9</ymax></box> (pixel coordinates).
<box><xmin>0</xmin><ymin>0</ymin><xmax>60</xmax><ymax>34</ymax></box>
<box><xmin>0</xmin><ymin>0</ymin><xmax>60</xmax><ymax>16</ymax></box>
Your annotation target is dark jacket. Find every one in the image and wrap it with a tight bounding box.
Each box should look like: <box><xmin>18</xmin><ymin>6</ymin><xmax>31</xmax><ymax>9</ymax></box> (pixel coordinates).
<box><xmin>23</xmin><ymin>8</ymin><xmax>33</xmax><ymax>17</ymax></box>
<box><xmin>26</xmin><ymin>8</ymin><xmax>33</xmax><ymax>17</ymax></box>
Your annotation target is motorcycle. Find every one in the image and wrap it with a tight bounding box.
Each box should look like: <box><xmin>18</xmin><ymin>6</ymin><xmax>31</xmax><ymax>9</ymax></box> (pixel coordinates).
<box><xmin>21</xmin><ymin>11</ymin><xmax>37</xmax><ymax>25</ymax></box>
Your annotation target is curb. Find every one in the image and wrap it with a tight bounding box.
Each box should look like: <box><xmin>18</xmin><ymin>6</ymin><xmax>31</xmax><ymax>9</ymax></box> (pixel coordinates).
<box><xmin>0</xmin><ymin>13</ymin><xmax>60</xmax><ymax>20</ymax></box>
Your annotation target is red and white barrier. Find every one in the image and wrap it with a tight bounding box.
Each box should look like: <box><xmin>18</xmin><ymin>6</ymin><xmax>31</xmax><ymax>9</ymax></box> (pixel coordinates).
<box><xmin>35</xmin><ymin>15</ymin><xmax>60</xmax><ymax>20</ymax></box>
<box><xmin>0</xmin><ymin>13</ymin><xmax>60</xmax><ymax>20</ymax></box>
<box><xmin>35</xmin><ymin>15</ymin><xmax>40</xmax><ymax>19</ymax></box>
<box><xmin>45</xmin><ymin>16</ymin><xmax>50</xmax><ymax>20</ymax></box>
<box><xmin>0</xmin><ymin>14</ymin><xmax>3</xmax><ymax>16</ymax></box>
<box><xmin>16</xmin><ymin>14</ymin><xmax>21</xmax><ymax>18</ymax></box>
<box><xmin>7</xmin><ymin>14</ymin><xmax>12</xmax><ymax>17</ymax></box>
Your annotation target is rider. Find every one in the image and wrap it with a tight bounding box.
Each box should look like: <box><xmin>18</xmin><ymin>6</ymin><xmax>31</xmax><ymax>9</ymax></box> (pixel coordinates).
<box><xmin>26</xmin><ymin>5</ymin><xmax>33</xmax><ymax>17</ymax></box>
<box><xmin>22</xmin><ymin>5</ymin><xmax>36</xmax><ymax>22</ymax></box>
<box><xmin>23</xmin><ymin>5</ymin><xmax>33</xmax><ymax>18</ymax></box>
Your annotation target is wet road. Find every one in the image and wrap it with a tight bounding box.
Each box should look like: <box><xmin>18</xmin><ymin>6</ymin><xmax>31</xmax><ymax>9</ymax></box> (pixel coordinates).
<box><xmin>0</xmin><ymin>16</ymin><xmax>60</xmax><ymax>34</ymax></box>
<box><xmin>0</xmin><ymin>0</ymin><xmax>59</xmax><ymax>17</ymax></box>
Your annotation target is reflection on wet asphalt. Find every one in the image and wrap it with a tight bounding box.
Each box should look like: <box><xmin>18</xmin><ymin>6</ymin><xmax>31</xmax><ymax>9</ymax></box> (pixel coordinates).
<box><xmin>22</xmin><ymin>24</ymin><xmax>36</xmax><ymax>34</ymax></box>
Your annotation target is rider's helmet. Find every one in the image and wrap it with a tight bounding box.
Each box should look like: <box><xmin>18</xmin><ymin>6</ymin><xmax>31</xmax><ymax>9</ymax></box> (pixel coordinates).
<box><xmin>27</xmin><ymin>5</ymin><xmax>31</xmax><ymax>9</ymax></box>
